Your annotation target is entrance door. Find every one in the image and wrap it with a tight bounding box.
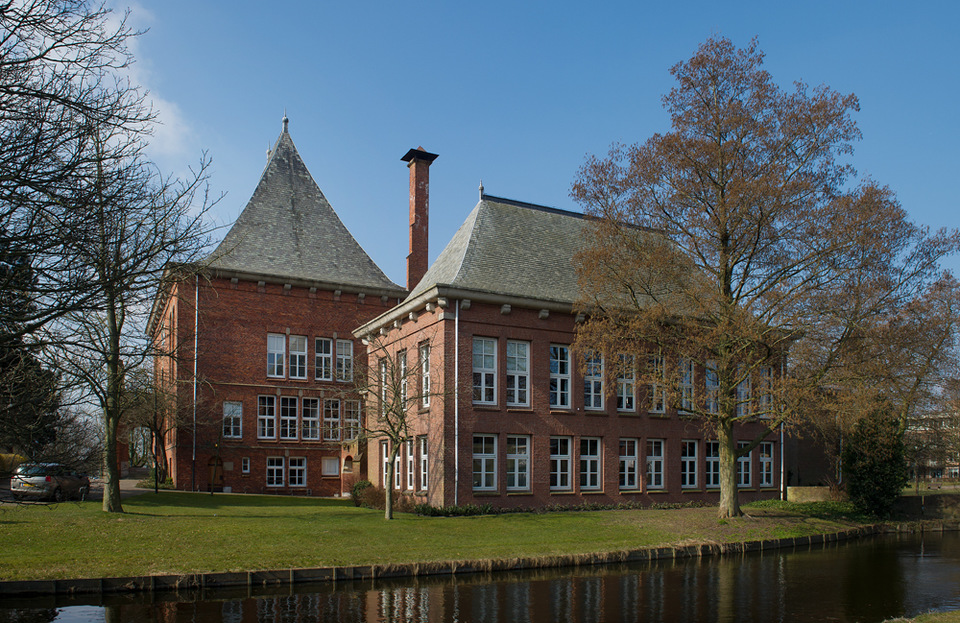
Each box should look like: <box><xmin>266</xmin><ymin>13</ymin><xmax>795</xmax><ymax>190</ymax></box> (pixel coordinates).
<box><xmin>208</xmin><ymin>457</ymin><xmax>224</xmax><ymax>492</ymax></box>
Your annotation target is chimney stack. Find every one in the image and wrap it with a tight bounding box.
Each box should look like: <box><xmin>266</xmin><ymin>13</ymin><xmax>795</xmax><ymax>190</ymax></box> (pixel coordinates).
<box><xmin>401</xmin><ymin>147</ymin><xmax>439</xmax><ymax>292</ymax></box>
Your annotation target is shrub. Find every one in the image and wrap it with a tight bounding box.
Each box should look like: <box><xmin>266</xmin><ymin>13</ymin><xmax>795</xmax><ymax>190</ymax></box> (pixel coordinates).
<box><xmin>351</xmin><ymin>480</ymin><xmax>372</xmax><ymax>507</ymax></box>
<box><xmin>842</xmin><ymin>401</ymin><xmax>908</xmax><ymax>517</ymax></box>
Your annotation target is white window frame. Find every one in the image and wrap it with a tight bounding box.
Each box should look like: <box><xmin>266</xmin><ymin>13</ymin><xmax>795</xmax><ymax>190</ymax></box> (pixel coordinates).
<box><xmin>279</xmin><ymin>396</ymin><xmax>298</xmax><ymax>440</ymax></box>
<box><xmin>398</xmin><ymin>350</ymin><xmax>408</xmax><ymax>410</ymax></box>
<box><xmin>336</xmin><ymin>339</ymin><xmax>353</xmax><ymax>382</ymax></box>
<box><xmin>584</xmin><ymin>352</ymin><xmax>604</xmax><ymax>411</ymax></box>
<box><xmin>506</xmin><ymin>435</ymin><xmax>530</xmax><ymax>491</ymax></box>
<box><xmin>257</xmin><ymin>395</ymin><xmax>276</xmax><ymax>439</ymax></box>
<box><xmin>550</xmin><ymin>345</ymin><xmax>571</xmax><ymax>409</ymax></box>
<box><xmin>648</xmin><ymin>355</ymin><xmax>665</xmax><ymax>413</ymax></box>
<box><xmin>223</xmin><ymin>401</ymin><xmax>242</xmax><ymax>439</ymax></box>
<box><xmin>323</xmin><ymin>398</ymin><xmax>340</xmax><ymax>442</ymax></box>
<box><xmin>381</xmin><ymin>442</ymin><xmax>390</xmax><ymax>489</ymax></box>
<box><xmin>379</xmin><ymin>359</ymin><xmax>389</xmax><ymax>416</ymax></box>
<box><xmin>579</xmin><ymin>437</ymin><xmax>601</xmax><ymax>491</ymax></box>
<box><xmin>301</xmin><ymin>398</ymin><xmax>320</xmax><ymax>440</ymax></box>
<box><xmin>737</xmin><ymin>441</ymin><xmax>752</xmax><ymax>488</ymax></box>
<box><xmin>315</xmin><ymin>338</ymin><xmax>333</xmax><ymax>381</ymax></box>
<box><xmin>472</xmin><ymin>337</ymin><xmax>497</xmax><ymax>405</ymax></box>
<box><xmin>550</xmin><ymin>436</ymin><xmax>572</xmax><ymax>491</ymax></box>
<box><xmin>419</xmin><ymin>436</ymin><xmax>428</xmax><ymax>490</ymax></box>
<box><xmin>344</xmin><ymin>400</ymin><xmax>361</xmax><ymax>441</ymax></box>
<box><xmin>506</xmin><ymin>340</ymin><xmax>530</xmax><ymax>407</ymax></box>
<box><xmin>646</xmin><ymin>439</ymin><xmax>664</xmax><ymax>489</ymax></box>
<box><xmin>266</xmin><ymin>456</ymin><xmax>284</xmax><ymax>487</ymax></box>
<box><xmin>406</xmin><ymin>439</ymin><xmax>415</xmax><ymax>491</ymax></box>
<box><xmin>681</xmin><ymin>440</ymin><xmax>698</xmax><ymax>488</ymax></box>
<box><xmin>322</xmin><ymin>457</ymin><xmax>339</xmax><ymax>476</ymax></box>
<box><xmin>394</xmin><ymin>447</ymin><xmax>402</xmax><ymax>490</ymax></box>
<box><xmin>616</xmin><ymin>354</ymin><xmax>635</xmax><ymax>412</ymax></box>
<box><xmin>619</xmin><ymin>438</ymin><xmax>638</xmax><ymax>490</ymax></box>
<box><xmin>760</xmin><ymin>441</ymin><xmax>774</xmax><ymax>487</ymax></box>
<box><xmin>473</xmin><ymin>434</ymin><xmax>497</xmax><ymax>491</ymax></box>
<box><xmin>288</xmin><ymin>457</ymin><xmax>306</xmax><ymax>487</ymax></box>
<box><xmin>705</xmin><ymin>361</ymin><xmax>719</xmax><ymax>414</ymax></box>
<box><xmin>419</xmin><ymin>343</ymin><xmax>431</xmax><ymax>408</ymax></box>
<box><xmin>288</xmin><ymin>335</ymin><xmax>307</xmax><ymax>380</ymax></box>
<box><xmin>680</xmin><ymin>358</ymin><xmax>695</xmax><ymax>413</ymax></box>
<box><xmin>267</xmin><ymin>333</ymin><xmax>285</xmax><ymax>378</ymax></box>
<box><xmin>706</xmin><ymin>441</ymin><xmax>720</xmax><ymax>488</ymax></box>
<box><xmin>241</xmin><ymin>457</ymin><xmax>250</xmax><ymax>474</ymax></box>
<box><xmin>736</xmin><ymin>370</ymin><xmax>752</xmax><ymax>417</ymax></box>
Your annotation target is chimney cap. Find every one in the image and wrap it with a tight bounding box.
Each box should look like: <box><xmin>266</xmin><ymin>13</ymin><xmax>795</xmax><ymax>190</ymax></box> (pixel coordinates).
<box><xmin>401</xmin><ymin>147</ymin><xmax>439</xmax><ymax>164</ymax></box>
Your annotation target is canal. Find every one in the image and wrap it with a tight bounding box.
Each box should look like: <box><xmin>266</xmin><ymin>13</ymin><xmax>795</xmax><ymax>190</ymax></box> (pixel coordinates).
<box><xmin>2</xmin><ymin>531</ymin><xmax>959</xmax><ymax>622</ymax></box>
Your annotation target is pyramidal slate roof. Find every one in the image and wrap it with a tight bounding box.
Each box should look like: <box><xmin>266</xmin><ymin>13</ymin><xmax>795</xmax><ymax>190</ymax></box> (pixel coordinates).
<box><xmin>408</xmin><ymin>195</ymin><xmax>588</xmax><ymax>305</ymax></box>
<box><xmin>207</xmin><ymin>120</ymin><xmax>403</xmax><ymax>293</ymax></box>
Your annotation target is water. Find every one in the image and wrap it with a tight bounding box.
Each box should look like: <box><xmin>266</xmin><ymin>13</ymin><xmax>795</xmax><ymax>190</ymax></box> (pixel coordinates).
<box><xmin>3</xmin><ymin>532</ymin><xmax>960</xmax><ymax>622</ymax></box>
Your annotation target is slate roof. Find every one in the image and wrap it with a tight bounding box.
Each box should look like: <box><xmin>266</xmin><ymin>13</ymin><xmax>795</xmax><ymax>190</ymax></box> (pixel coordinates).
<box><xmin>207</xmin><ymin>121</ymin><xmax>403</xmax><ymax>293</ymax></box>
<box><xmin>408</xmin><ymin>195</ymin><xmax>588</xmax><ymax>305</ymax></box>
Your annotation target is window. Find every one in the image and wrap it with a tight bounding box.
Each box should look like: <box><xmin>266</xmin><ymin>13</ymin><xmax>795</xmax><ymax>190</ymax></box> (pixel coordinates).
<box><xmin>473</xmin><ymin>337</ymin><xmax>497</xmax><ymax>404</ymax></box>
<box><xmin>584</xmin><ymin>352</ymin><xmax>603</xmax><ymax>410</ymax></box>
<box><xmin>336</xmin><ymin>339</ymin><xmax>353</xmax><ymax>381</ymax></box>
<box><xmin>394</xmin><ymin>447</ymin><xmax>402</xmax><ymax>489</ymax></box>
<box><xmin>419</xmin><ymin>343</ymin><xmax>431</xmax><ymax>408</ymax></box>
<box><xmin>646</xmin><ymin>439</ymin><xmax>664</xmax><ymax>489</ymax></box>
<box><xmin>473</xmin><ymin>435</ymin><xmax>497</xmax><ymax>491</ymax></box>
<box><xmin>757</xmin><ymin>366</ymin><xmax>773</xmax><ymax>414</ymax></box>
<box><xmin>648</xmin><ymin>355</ymin><xmax>665</xmax><ymax>413</ymax></box>
<box><xmin>619</xmin><ymin>439</ymin><xmax>638</xmax><ymax>490</ymax></box>
<box><xmin>616</xmin><ymin>354</ymin><xmax>635</xmax><ymax>411</ymax></box>
<box><xmin>289</xmin><ymin>335</ymin><xmax>307</xmax><ymax>379</ymax></box>
<box><xmin>266</xmin><ymin>457</ymin><xmax>284</xmax><ymax>487</ymax></box>
<box><xmin>289</xmin><ymin>457</ymin><xmax>306</xmax><ymax>487</ymax></box>
<box><xmin>301</xmin><ymin>398</ymin><xmax>320</xmax><ymax>440</ymax></box>
<box><xmin>381</xmin><ymin>442</ymin><xmax>390</xmax><ymax>488</ymax></box>
<box><xmin>760</xmin><ymin>442</ymin><xmax>774</xmax><ymax>487</ymax></box>
<box><xmin>257</xmin><ymin>395</ymin><xmax>276</xmax><ymax>439</ymax></box>
<box><xmin>322</xmin><ymin>457</ymin><xmax>339</xmax><ymax>476</ymax></box>
<box><xmin>681</xmin><ymin>440</ymin><xmax>698</xmax><ymax>488</ymax></box>
<box><xmin>679</xmin><ymin>358</ymin><xmax>695</xmax><ymax>413</ymax></box>
<box><xmin>705</xmin><ymin>361</ymin><xmax>719</xmax><ymax>414</ymax></box>
<box><xmin>267</xmin><ymin>334</ymin><xmax>285</xmax><ymax>378</ymax></box>
<box><xmin>506</xmin><ymin>341</ymin><xmax>530</xmax><ymax>407</ymax></box>
<box><xmin>419</xmin><ymin>437</ymin><xmax>428</xmax><ymax>490</ymax></box>
<box><xmin>406</xmin><ymin>439</ymin><xmax>415</xmax><ymax>491</ymax></box>
<box><xmin>241</xmin><ymin>457</ymin><xmax>250</xmax><ymax>474</ymax></box>
<box><xmin>344</xmin><ymin>401</ymin><xmax>361</xmax><ymax>441</ymax></box>
<box><xmin>737</xmin><ymin>441</ymin><xmax>752</xmax><ymax>488</ymax></box>
<box><xmin>550</xmin><ymin>436</ymin><xmax>572</xmax><ymax>490</ymax></box>
<box><xmin>506</xmin><ymin>435</ymin><xmax>530</xmax><ymax>491</ymax></box>
<box><xmin>223</xmin><ymin>401</ymin><xmax>242</xmax><ymax>439</ymax></box>
<box><xmin>550</xmin><ymin>345</ymin><xmax>571</xmax><ymax>408</ymax></box>
<box><xmin>315</xmin><ymin>338</ymin><xmax>332</xmax><ymax>381</ymax></box>
<box><xmin>398</xmin><ymin>350</ymin><xmax>408</xmax><ymax>409</ymax></box>
<box><xmin>379</xmin><ymin>359</ymin><xmax>389</xmax><ymax>416</ymax></box>
<box><xmin>323</xmin><ymin>399</ymin><xmax>340</xmax><ymax>441</ymax></box>
<box><xmin>279</xmin><ymin>397</ymin><xmax>298</xmax><ymax>440</ymax></box>
<box><xmin>706</xmin><ymin>441</ymin><xmax>720</xmax><ymax>488</ymax></box>
<box><xmin>736</xmin><ymin>370</ymin><xmax>751</xmax><ymax>417</ymax></box>
<box><xmin>580</xmin><ymin>438</ymin><xmax>601</xmax><ymax>490</ymax></box>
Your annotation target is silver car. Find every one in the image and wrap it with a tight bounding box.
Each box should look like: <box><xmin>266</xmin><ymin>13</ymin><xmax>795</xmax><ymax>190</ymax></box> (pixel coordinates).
<box><xmin>11</xmin><ymin>463</ymin><xmax>90</xmax><ymax>502</ymax></box>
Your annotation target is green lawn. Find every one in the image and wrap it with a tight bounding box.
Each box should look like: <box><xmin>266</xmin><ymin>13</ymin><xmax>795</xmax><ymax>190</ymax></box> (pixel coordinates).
<box><xmin>0</xmin><ymin>493</ymin><xmax>869</xmax><ymax>581</ymax></box>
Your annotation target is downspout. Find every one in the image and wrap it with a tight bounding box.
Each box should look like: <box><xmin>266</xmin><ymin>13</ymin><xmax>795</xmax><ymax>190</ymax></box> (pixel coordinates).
<box><xmin>454</xmin><ymin>299</ymin><xmax>460</xmax><ymax>506</ymax></box>
<box><xmin>780</xmin><ymin>357</ymin><xmax>786</xmax><ymax>501</ymax></box>
<box><xmin>192</xmin><ymin>274</ymin><xmax>199</xmax><ymax>492</ymax></box>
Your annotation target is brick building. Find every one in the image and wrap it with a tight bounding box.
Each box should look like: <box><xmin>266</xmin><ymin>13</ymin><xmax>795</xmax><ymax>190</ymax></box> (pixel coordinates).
<box><xmin>149</xmin><ymin>118</ymin><xmax>405</xmax><ymax>495</ymax></box>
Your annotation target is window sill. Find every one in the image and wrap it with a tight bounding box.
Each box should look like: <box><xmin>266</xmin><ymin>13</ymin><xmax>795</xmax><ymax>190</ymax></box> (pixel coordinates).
<box><xmin>738</xmin><ymin>488</ymin><xmax>756</xmax><ymax>492</ymax></box>
<box><xmin>646</xmin><ymin>488</ymin><xmax>668</xmax><ymax>494</ymax></box>
<box><xmin>549</xmin><ymin>409</ymin><xmax>574</xmax><ymax>415</ymax></box>
<box><xmin>473</xmin><ymin>491</ymin><xmax>500</xmax><ymax>497</ymax></box>
<box><xmin>549</xmin><ymin>490</ymin><xmax>576</xmax><ymax>495</ymax></box>
<box><xmin>506</xmin><ymin>407</ymin><xmax>533</xmax><ymax>413</ymax></box>
<box><xmin>759</xmin><ymin>487</ymin><xmax>778</xmax><ymax>492</ymax></box>
<box><xmin>506</xmin><ymin>491</ymin><xmax>533</xmax><ymax>496</ymax></box>
<box><xmin>472</xmin><ymin>405</ymin><xmax>500</xmax><ymax>411</ymax></box>
<box><xmin>681</xmin><ymin>488</ymin><xmax>702</xmax><ymax>493</ymax></box>
<box><xmin>580</xmin><ymin>490</ymin><xmax>604</xmax><ymax>495</ymax></box>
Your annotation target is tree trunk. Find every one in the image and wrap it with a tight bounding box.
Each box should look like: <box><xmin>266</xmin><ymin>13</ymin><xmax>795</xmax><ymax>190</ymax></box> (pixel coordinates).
<box><xmin>102</xmin><ymin>409</ymin><xmax>123</xmax><ymax>512</ymax></box>
<box><xmin>717</xmin><ymin>420</ymin><xmax>741</xmax><ymax>519</ymax></box>
<box><xmin>384</xmin><ymin>446</ymin><xmax>397</xmax><ymax>520</ymax></box>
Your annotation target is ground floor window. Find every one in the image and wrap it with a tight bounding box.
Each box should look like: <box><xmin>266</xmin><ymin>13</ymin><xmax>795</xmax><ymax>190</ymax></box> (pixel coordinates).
<box><xmin>506</xmin><ymin>435</ymin><xmax>530</xmax><ymax>491</ymax></box>
<box><xmin>681</xmin><ymin>440</ymin><xmax>698</xmax><ymax>488</ymax></box>
<box><xmin>406</xmin><ymin>439</ymin><xmax>415</xmax><ymax>491</ymax></box>
<box><xmin>580</xmin><ymin>438</ymin><xmax>601</xmax><ymax>490</ymax></box>
<box><xmin>759</xmin><ymin>441</ymin><xmax>774</xmax><ymax>487</ymax></box>
<box><xmin>737</xmin><ymin>441</ymin><xmax>752</xmax><ymax>488</ymax></box>
<box><xmin>381</xmin><ymin>442</ymin><xmax>390</xmax><ymax>489</ymax></box>
<box><xmin>550</xmin><ymin>436</ymin><xmax>572</xmax><ymax>490</ymax></box>
<box><xmin>266</xmin><ymin>457</ymin><xmax>284</xmax><ymax>487</ymax></box>
<box><xmin>241</xmin><ymin>457</ymin><xmax>250</xmax><ymax>474</ymax></box>
<box><xmin>706</xmin><ymin>441</ymin><xmax>720</xmax><ymax>488</ymax></box>
<box><xmin>322</xmin><ymin>457</ymin><xmax>339</xmax><ymax>476</ymax></box>
<box><xmin>473</xmin><ymin>434</ymin><xmax>497</xmax><ymax>491</ymax></box>
<box><xmin>646</xmin><ymin>439</ymin><xmax>664</xmax><ymax>489</ymax></box>
<box><xmin>289</xmin><ymin>457</ymin><xmax>306</xmax><ymax>487</ymax></box>
<box><xmin>419</xmin><ymin>437</ymin><xmax>428</xmax><ymax>490</ymax></box>
<box><xmin>620</xmin><ymin>439</ymin><xmax>638</xmax><ymax>489</ymax></box>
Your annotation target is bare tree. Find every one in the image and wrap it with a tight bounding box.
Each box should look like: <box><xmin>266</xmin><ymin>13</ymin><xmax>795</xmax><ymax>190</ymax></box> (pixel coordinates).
<box><xmin>571</xmin><ymin>37</ymin><xmax>959</xmax><ymax>518</ymax></box>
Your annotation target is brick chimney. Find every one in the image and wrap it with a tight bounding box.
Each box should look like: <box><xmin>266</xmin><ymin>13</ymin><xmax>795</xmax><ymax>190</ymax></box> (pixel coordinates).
<box><xmin>401</xmin><ymin>147</ymin><xmax>439</xmax><ymax>291</ymax></box>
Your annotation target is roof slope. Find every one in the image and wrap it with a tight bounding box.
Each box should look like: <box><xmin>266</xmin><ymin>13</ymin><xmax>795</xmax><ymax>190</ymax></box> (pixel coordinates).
<box><xmin>208</xmin><ymin>122</ymin><xmax>402</xmax><ymax>292</ymax></box>
<box><xmin>408</xmin><ymin>195</ymin><xmax>587</xmax><ymax>305</ymax></box>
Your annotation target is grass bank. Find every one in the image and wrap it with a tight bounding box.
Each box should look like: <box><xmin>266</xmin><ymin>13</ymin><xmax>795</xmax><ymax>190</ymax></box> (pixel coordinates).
<box><xmin>0</xmin><ymin>493</ymin><xmax>869</xmax><ymax>581</ymax></box>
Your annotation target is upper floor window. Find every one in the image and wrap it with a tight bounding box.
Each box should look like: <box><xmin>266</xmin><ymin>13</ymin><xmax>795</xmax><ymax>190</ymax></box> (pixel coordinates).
<box><xmin>398</xmin><ymin>350</ymin><xmax>408</xmax><ymax>409</ymax></box>
<box><xmin>648</xmin><ymin>355</ymin><xmax>665</xmax><ymax>413</ymax></box>
<box><xmin>506</xmin><ymin>340</ymin><xmax>530</xmax><ymax>407</ymax></box>
<box><xmin>336</xmin><ymin>340</ymin><xmax>353</xmax><ymax>382</ymax></box>
<box><xmin>473</xmin><ymin>337</ymin><xmax>497</xmax><ymax>405</ymax></box>
<box><xmin>584</xmin><ymin>352</ymin><xmax>603</xmax><ymax>411</ymax></box>
<box><xmin>288</xmin><ymin>335</ymin><xmax>307</xmax><ymax>379</ymax></box>
<box><xmin>279</xmin><ymin>397</ymin><xmax>298</xmax><ymax>440</ymax></box>
<box><xmin>419</xmin><ymin>343</ymin><xmax>431</xmax><ymax>408</ymax></box>
<box><xmin>736</xmin><ymin>370</ymin><xmax>751</xmax><ymax>417</ymax></box>
<box><xmin>267</xmin><ymin>334</ymin><xmax>285</xmax><ymax>378</ymax></box>
<box><xmin>679</xmin><ymin>358</ymin><xmax>695</xmax><ymax>413</ymax></box>
<box><xmin>223</xmin><ymin>401</ymin><xmax>242</xmax><ymax>439</ymax></box>
<box><xmin>616</xmin><ymin>354</ymin><xmax>635</xmax><ymax>411</ymax></box>
<box><xmin>315</xmin><ymin>338</ymin><xmax>333</xmax><ymax>381</ymax></box>
<box><xmin>344</xmin><ymin>400</ymin><xmax>361</xmax><ymax>441</ymax></box>
<box><xmin>323</xmin><ymin>398</ymin><xmax>340</xmax><ymax>442</ymax></box>
<box><xmin>550</xmin><ymin>345</ymin><xmax>571</xmax><ymax>409</ymax></box>
<box><xmin>301</xmin><ymin>398</ymin><xmax>320</xmax><ymax>440</ymax></box>
<box><xmin>705</xmin><ymin>360</ymin><xmax>719</xmax><ymax>414</ymax></box>
<box><xmin>757</xmin><ymin>366</ymin><xmax>773</xmax><ymax>414</ymax></box>
<box><xmin>257</xmin><ymin>395</ymin><xmax>276</xmax><ymax>439</ymax></box>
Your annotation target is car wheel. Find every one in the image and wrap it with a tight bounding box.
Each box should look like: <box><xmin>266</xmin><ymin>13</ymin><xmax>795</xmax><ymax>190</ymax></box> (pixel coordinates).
<box><xmin>53</xmin><ymin>488</ymin><xmax>63</xmax><ymax>503</ymax></box>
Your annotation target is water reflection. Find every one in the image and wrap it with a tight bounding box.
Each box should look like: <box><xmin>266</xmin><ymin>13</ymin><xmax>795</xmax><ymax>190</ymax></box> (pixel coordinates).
<box><xmin>3</xmin><ymin>533</ymin><xmax>960</xmax><ymax>623</ymax></box>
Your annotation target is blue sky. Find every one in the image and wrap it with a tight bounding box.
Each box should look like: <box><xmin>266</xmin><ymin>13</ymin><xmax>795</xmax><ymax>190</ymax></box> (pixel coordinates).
<box><xmin>120</xmin><ymin>1</ymin><xmax>959</xmax><ymax>284</ymax></box>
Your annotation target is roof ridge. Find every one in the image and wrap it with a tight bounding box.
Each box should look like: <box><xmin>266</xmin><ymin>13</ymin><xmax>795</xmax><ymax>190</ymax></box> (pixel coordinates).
<box><xmin>480</xmin><ymin>193</ymin><xmax>588</xmax><ymax>220</ymax></box>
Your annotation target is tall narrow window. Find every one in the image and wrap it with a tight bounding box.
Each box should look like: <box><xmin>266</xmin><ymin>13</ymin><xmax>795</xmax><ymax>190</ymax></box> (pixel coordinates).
<box><xmin>736</xmin><ymin>370</ymin><xmax>751</xmax><ymax>417</ymax></box>
<box><xmin>550</xmin><ymin>436</ymin><xmax>572</xmax><ymax>490</ymax></box>
<box><xmin>760</xmin><ymin>441</ymin><xmax>774</xmax><ymax>487</ymax></box>
<box><xmin>267</xmin><ymin>334</ymin><xmax>285</xmax><ymax>378</ymax></box>
<box><xmin>619</xmin><ymin>439</ymin><xmax>638</xmax><ymax>490</ymax></box>
<box><xmin>336</xmin><ymin>340</ymin><xmax>353</xmax><ymax>381</ymax></box>
<box><xmin>472</xmin><ymin>337</ymin><xmax>497</xmax><ymax>405</ymax></box>
<box><xmin>344</xmin><ymin>401</ymin><xmax>361</xmax><ymax>441</ymax></box>
<box><xmin>706</xmin><ymin>441</ymin><xmax>720</xmax><ymax>488</ymax></box>
<box><xmin>757</xmin><ymin>366</ymin><xmax>773</xmax><ymax>414</ymax></box>
<box><xmin>279</xmin><ymin>397</ymin><xmax>298</xmax><ymax>440</ymax></box>
<box><xmin>301</xmin><ymin>398</ymin><xmax>320</xmax><ymax>440</ymax></box>
<box><xmin>584</xmin><ymin>352</ymin><xmax>603</xmax><ymax>411</ymax></box>
<box><xmin>257</xmin><ymin>395</ymin><xmax>276</xmax><ymax>439</ymax></box>
<box><xmin>315</xmin><ymin>338</ymin><xmax>332</xmax><ymax>381</ymax></box>
<box><xmin>419</xmin><ymin>437</ymin><xmax>429</xmax><ymax>490</ymax></box>
<box><xmin>394</xmin><ymin>447</ymin><xmax>402</xmax><ymax>490</ymax></box>
<box><xmin>266</xmin><ymin>457</ymin><xmax>284</xmax><ymax>487</ymax></box>
<box><xmin>646</xmin><ymin>439</ymin><xmax>664</xmax><ymax>489</ymax></box>
<box><xmin>398</xmin><ymin>350</ymin><xmax>408</xmax><ymax>410</ymax></box>
<box><xmin>737</xmin><ymin>441</ymin><xmax>752</xmax><ymax>488</ymax></box>
<box><xmin>223</xmin><ymin>401</ymin><xmax>242</xmax><ymax>439</ymax></box>
<box><xmin>379</xmin><ymin>359</ymin><xmax>389</xmax><ymax>416</ymax></box>
<box><xmin>381</xmin><ymin>442</ymin><xmax>390</xmax><ymax>489</ymax></box>
<box><xmin>679</xmin><ymin>358</ymin><xmax>695</xmax><ymax>413</ymax></box>
<box><xmin>705</xmin><ymin>361</ymin><xmax>719</xmax><ymax>414</ymax></box>
<box><xmin>506</xmin><ymin>435</ymin><xmax>530</xmax><ymax>491</ymax></box>
<box><xmin>288</xmin><ymin>335</ymin><xmax>307</xmax><ymax>379</ymax></box>
<box><xmin>681</xmin><ymin>440</ymin><xmax>698</xmax><ymax>488</ymax></box>
<box><xmin>323</xmin><ymin>398</ymin><xmax>340</xmax><ymax>441</ymax></box>
<box><xmin>580</xmin><ymin>438</ymin><xmax>601</xmax><ymax>490</ymax></box>
<box><xmin>506</xmin><ymin>341</ymin><xmax>530</xmax><ymax>407</ymax></box>
<box><xmin>288</xmin><ymin>457</ymin><xmax>306</xmax><ymax>487</ymax></box>
<box><xmin>406</xmin><ymin>439</ymin><xmax>415</xmax><ymax>491</ymax></box>
<box><xmin>550</xmin><ymin>345</ymin><xmax>571</xmax><ymax>408</ymax></box>
<box><xmin>419</xmin><ymin>343</ymin><xmax>431</xmax><ymax>408</ymax></box>
<box><xmin>617</xmin><ymin>354</ymin><xmax>635</xmax><ymax>411</ymax></box>
<box><xmin>648</xmin><ymin>355</ymin><xmax>665</xmax><ymax>413</ymax></box>
<box><xmin>473</xmin><ymin>435</ymin><xmax>497</xmax><ymax>491</ymax></box>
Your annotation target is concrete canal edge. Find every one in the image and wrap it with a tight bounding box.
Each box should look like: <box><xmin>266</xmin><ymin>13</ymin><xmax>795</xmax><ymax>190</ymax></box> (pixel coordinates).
<box><xmin>2</xmin><ymin>521</ymin><xmax>958</xmax><ymax>598</ymax></box>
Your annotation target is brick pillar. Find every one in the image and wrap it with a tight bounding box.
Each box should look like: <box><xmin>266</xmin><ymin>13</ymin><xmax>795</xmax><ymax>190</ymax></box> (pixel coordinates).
<box><xmin>401</xmin><ymin>147</ymin><xmax>439</xmax><ymax>291</ymax></box>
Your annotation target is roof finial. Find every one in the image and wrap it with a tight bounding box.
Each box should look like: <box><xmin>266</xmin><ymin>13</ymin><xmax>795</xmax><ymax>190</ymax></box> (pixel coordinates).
<box><xmin>282</xmin><ymin>109</ymin><xmax>289</xmax><ymax>133</ymax></box>
<box><xmin>479</xmin><ymin>179</ymin><xmax>484</xmax><ymax>200</ymax></box>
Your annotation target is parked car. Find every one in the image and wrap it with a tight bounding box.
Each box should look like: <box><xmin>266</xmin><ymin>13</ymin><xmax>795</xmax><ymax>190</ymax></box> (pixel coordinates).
<box><xmin>11</xmin><ymin>463</ymin><xmax>90</xmax><ymax>502</ymax></box>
